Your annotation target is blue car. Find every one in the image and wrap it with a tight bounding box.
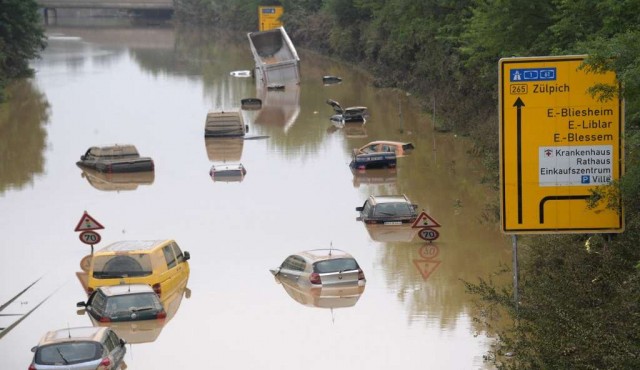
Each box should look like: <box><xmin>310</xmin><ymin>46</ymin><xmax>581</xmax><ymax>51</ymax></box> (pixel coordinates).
<box><xmin>350</xmin><ymin>152</ymin><xmax>397</xmax><ymax>170</ymax></box>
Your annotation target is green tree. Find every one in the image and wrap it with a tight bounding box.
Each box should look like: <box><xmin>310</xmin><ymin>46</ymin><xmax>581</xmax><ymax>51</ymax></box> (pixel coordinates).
<box><xmin>0</xmin><ymin>0</ymin><xmax>47</xmax><ymax>102</ymax></box>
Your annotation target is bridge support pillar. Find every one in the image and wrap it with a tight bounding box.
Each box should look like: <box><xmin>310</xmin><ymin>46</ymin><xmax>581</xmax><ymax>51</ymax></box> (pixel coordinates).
<box><xmin>43</xmin><ymin>8</ymin><xmax>57</xmax><ymax>24</ymax></box>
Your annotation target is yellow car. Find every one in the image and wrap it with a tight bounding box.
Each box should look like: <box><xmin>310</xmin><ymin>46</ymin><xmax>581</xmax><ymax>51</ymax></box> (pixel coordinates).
<box><xmin>87</xmin><ymin>240</ymin><xmax>190</xmax><ymax>300</ymax></box>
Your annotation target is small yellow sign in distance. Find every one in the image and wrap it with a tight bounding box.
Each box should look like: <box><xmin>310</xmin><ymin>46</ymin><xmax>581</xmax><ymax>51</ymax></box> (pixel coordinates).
<box><xmin>499</xmin><ymin>55</ymin><xmax>624</xmax><ymax>234</ymax></box>
<box><xmin>259</xmin><ymin>6</ymin><xmax>283</xmax><ymax>31</ymax></box>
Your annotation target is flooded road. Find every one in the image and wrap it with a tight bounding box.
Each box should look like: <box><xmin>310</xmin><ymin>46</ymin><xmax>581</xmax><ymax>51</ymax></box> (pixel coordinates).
<box><xmin>0</xmin><ymin>19</ymin><xmax>511</xmax><ymax>369</ymax></box>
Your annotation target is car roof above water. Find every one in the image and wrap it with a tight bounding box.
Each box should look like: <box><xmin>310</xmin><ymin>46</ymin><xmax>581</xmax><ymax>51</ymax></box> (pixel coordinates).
<box><xmin>297</xmin><ymin>249</ymin><xmax>353</xmax><ymax>261</ymax></box>
<box><xmin>97</xmin><ymin>284</ymin><xmax>155</xmax><ymax>296</ymax></box>
<box><xmin>39</xmin><ymin>327</ymin><xmax>108</xmax><ymax>345</ymax></box>
<box><xmin>97</xmin><ymin>240</ymin><xmax>168</xmax><ymax>253</ymax></box>
<box><xmin>368</xmin><ymin>194</ymin><xmax>410</xmax><ymax>204</ymax></box>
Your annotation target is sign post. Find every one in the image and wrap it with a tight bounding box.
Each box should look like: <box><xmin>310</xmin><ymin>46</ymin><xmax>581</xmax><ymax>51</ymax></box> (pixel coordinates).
<box><xmin>74</xmin><ymin>211</ymin><xmax>104</xmax><ymax>254</ymax></box>
<box><xmin>499</xmin><ymin>55</ymin><xmax>624</xmax><ymax>234</ymax></box>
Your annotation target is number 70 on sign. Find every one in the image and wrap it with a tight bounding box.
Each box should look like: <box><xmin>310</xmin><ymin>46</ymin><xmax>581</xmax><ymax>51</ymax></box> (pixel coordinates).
<box><xmin>79</xmin><ymin>231</ymin><xmax>101</xmax><ymax>245</ymax></box>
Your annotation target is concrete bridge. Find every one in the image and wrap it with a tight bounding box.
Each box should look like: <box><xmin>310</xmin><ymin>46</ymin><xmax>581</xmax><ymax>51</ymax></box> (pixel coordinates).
<box><xmin>37</xmin><ymin>0</ymin><xmax>174</xmax><ymax>11</ymax></box>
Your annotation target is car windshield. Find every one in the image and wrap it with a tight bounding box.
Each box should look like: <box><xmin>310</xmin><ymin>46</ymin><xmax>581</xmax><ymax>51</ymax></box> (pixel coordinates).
<box><xmin>314</xmin><ymin>258</ymin><xmax>359</xmax><ymax>273</ymax></box>
<box><xmin>36</xmin><ymin>342</ymin><xmax>102</xmax><ymax>365</ymax></box>
<box><xmin>92</xmin><ymin>254</ymin><xmax>153</xmax><ymax>278</ymax></box>
<box><xmin>105</xmin><ymin>293</ymin><xmax>162</xmax><ymax>315</ymax></box>
<box><xmin>374</xmin><ymin>202</ymin><xmax>414</xmax><ymax>217</ymax></box>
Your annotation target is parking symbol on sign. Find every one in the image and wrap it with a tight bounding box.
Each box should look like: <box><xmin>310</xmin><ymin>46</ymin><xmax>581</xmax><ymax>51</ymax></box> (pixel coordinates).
<box><xmin>581</xmin><ymin>175</ymin><xmax>590</xmax><ymax>184</ymax></box>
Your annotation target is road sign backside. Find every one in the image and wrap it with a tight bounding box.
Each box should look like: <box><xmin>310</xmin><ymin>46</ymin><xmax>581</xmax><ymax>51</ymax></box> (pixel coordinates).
<box><xmin>499</xmin><ymin>56</ymin><xmax>624</xmax><ymax>234</ymax></box>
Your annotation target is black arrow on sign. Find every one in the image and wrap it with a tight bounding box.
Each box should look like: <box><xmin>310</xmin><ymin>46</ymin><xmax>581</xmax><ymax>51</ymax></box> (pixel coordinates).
<box><xmin>514</xmin><ymin>97</ymin><xmax>525</xmax><ymax>224</ymax></box>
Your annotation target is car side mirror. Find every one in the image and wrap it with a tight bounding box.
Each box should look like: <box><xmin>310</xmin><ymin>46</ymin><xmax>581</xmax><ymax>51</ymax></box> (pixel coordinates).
<box><xmin>183</xmin><ymin>251</ymin><xmax>191</xmax><ymax>261</ymax></box>
<box><xmin>76</xmin><ymin>301</ymin><xmax>87</xmax><ymax>308</ymax></box>
<box><xmin>356</xmin><ymin>206</ymin><xmax>363</xmax><ymax>212</ymax></box>
<box><xmin>412</xmin><ymin>204</ymin><xmax>418</xmax><ymax>210</ymax></box>
<box><xmin>119</xmin><ymin>338</ymin><xmax>126</xmax><ymax>347</ymax></box>
<box><xmin>31</xmin><ymin>346</ymin><xmax>37</xmax><ymax>353</ymax></box>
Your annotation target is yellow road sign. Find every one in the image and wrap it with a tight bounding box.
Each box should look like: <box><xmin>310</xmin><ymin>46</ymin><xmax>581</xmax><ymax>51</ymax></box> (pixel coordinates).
<box><xmin>499</xmin><ymin>55</ymin><xmax>624</xmax><ymax>234</ymax></box>
<box><xmin>259</xmin><ymin>6</ymin><xmax>283</xmax><ymax>31</ymax></box>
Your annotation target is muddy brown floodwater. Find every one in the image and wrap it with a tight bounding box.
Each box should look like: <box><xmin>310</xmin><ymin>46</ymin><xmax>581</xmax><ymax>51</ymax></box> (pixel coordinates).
<box><xmin>0</xmin><ymin>18</ymin><xmax>511</xmax><ymax>370</ymax></box>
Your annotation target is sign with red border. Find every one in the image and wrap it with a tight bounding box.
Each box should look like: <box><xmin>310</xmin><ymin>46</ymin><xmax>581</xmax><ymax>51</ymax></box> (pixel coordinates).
<box><xmin>79</xmin><ymin>231</ymin><xmax>101</xmax><ymax>245</ymax></box>
<box><xmin>412</xmin><ymin>211</ymin><xmax>441</xmax><ymax>229</ymax></box>
<box><xmin>418</xmin><ymin>228</ymin><xmax>440</xmax><ymax>241</ymax></box>
<box><xmin>74</xmin><ymin>211</ymin><xmax>104</xmax><ymax>232</ymax></box>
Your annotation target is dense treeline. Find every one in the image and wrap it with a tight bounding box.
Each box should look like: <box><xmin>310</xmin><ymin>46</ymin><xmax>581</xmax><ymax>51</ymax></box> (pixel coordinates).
<box><xmin>0</xmin><ymin>0</ymin><xmax>46</xmax><ymax>102</ymax></box>
<box><xmin>174</xmin><ymin>1</ymin><xmax>640</xmax><ymax>368</ymax></box>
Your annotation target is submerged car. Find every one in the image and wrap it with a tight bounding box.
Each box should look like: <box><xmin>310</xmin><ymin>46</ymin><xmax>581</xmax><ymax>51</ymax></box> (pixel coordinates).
<box><xmin>356</xmin><ymin>194</ymin><xmax>419</xmax><ymax>225</ymax></box>
<box><xmin>350</xmin><ymin>151</ymin><xmax>397</xmax><ymax>170</ymax></box>
<box><xmin>77</xmin><ymin>144</ymin><xmax>154</xmax><ymax>173</ymax></box>
<box><xmin>28</xmin><ymin>327</ymin><xmax>126</xmax><ymax>370</ymax></box>
<box><xmin>326</xmin><ymin>99</ymin><xmax>368</xmax><ymax>122</ymax></box>
<box><xmin>209</xmin><ymin>163</ymin><xmax>247</xmax><ymax>182</ymax></box>
<box><xmin>353</xmin><ymin>141</ymin><xmax>415</xmax><ymax>157</ymax></box>
<box><xmin>204</xmin><ymin>110</ymin><xmax>248</xmax><ymax>137</ymax></box>
<box><xmin>87</xmin><ymin>239</ymin><xmax>191</xmax><ymax>299</ymax></box>
<box><xmin>270</xmin><ymin>249</ymin><xmax>366</xmax><ymax>288</ymax></box>
<box><xmin>77</xmin><ymin>284</ymin><xmax>166</xmax><ymax>323</ymax></box>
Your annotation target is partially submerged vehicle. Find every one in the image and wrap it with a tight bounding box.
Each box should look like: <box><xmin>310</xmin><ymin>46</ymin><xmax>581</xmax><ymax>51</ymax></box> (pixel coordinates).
<box><xmin>230</xmin><ymin>70</ymin><xmax>252</xmax><ymax>78</ymax></box>
<box><xmin>356</xmin><ymin>194</ymin><xmax>419</xmax><ymax>225</ymax></box>
<box><xmin>209</xmin><ymin>163</ymin><xmax>247</xmax><ymax>183</ymax></box>
<box><xmin>353</xmin><ymin>141</ymin><xmax>415</xmax><ymax>157</ymax></box>
<box><xmin>77</xmin><ymin>144</ymin><xmax>154</xmax><ymax>173</ymax></box>
<box><xmin>247</xmin><ymin>27</ymin><xmax>300</xmax><ymax>86</ymax></box>
<box><xmin>270</xmin><ymin>249</ymin><xmax>366</xmax><ymax>288</ymax></box>
<box><xmin>326</xmin><ymin>99</ymin><xmax>368</xmax><ymax>122</ymax></box>
<box><xmin>322</xmin><ymin>75</ymin><xmax>342</xmax><ymax>85</ymax></box>
<box><xmin>241</xmin><ymin>98</ymin><xmax>262</xmax><ymax>110</ymax></box>
<box><xmin>350</xmin><ymin>152</ymin><xmax>397</xmax><ymax>170</ymax></box>
<box><xmin>204</xmin><ymin>111</ymin><xmax>248</xmax><ymax>137</ymax></box>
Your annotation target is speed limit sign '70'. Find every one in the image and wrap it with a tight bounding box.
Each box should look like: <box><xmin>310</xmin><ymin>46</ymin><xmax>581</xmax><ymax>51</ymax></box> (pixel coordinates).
<box><xmin>79</xmin><ymin>231</ymin><xmax>101</xmax><ymax>245</ymax></box>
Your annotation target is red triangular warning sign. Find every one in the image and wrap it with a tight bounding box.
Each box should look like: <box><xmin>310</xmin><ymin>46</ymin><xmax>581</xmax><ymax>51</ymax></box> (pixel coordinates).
<box><xmin>74</xmin><ymin>211</ymin><xmax>104</xmax><ymax>232</ymax></box>
<box><xmin>413</xmin><ymin>259</ymin><xmax>441</xmax><ymax>280</ymax></box>
<box><xmin>412</xmin><ymin>211</ymin><xmax>441</xmax><ymax>228</ymax></box>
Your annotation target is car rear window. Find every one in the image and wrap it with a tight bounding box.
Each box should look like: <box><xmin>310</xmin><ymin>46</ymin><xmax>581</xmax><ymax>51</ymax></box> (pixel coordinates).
<box><xmin>92</xmin><ymin>254</ymin><xmax>153</xmax><ymax>278</ymax></box>
<box><xmin>105</xmin><ymin>293</ymin><xmax>162</xmax><ymax>315</ymax></box>
<box><xmin>374</xmin><ymin>202</ymin><xmax>414</xmax><ymax>217</ymax></box>
<box><xmin>36</xmin><ymin>342</ymin><xmax>103</xmax><ymax>365</ymax></box>
<box><xmin>313</xmin><ymin>258</ymin><xmax>359</xmax><ymax>273</ymax></box>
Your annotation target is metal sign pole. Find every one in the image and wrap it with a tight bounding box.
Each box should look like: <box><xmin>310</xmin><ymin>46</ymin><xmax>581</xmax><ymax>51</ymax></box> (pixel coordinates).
<box><xmin>512</xmin><ymin>235</ymin><xmax>519</xmax><ymax>311</ymax></box>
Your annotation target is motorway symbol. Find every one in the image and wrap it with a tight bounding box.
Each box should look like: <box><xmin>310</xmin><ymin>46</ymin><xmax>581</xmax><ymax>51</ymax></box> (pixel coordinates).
<box><xmin>74</xmin><ymin>211</ymin><xmax>104</xmax><ymax>232</ymax></box>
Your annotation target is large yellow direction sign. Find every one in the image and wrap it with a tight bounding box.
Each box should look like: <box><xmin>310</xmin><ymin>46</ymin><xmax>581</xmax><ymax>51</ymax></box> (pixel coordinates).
<box><xmin>259</xmin><ymin>6</ymin><xmax>283</xmax><ymax>31</ymax></box>
<box><xmin>499</xmin><ymin>56</ymin><xmax>624</xmax><ymax>234</ymax></box>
